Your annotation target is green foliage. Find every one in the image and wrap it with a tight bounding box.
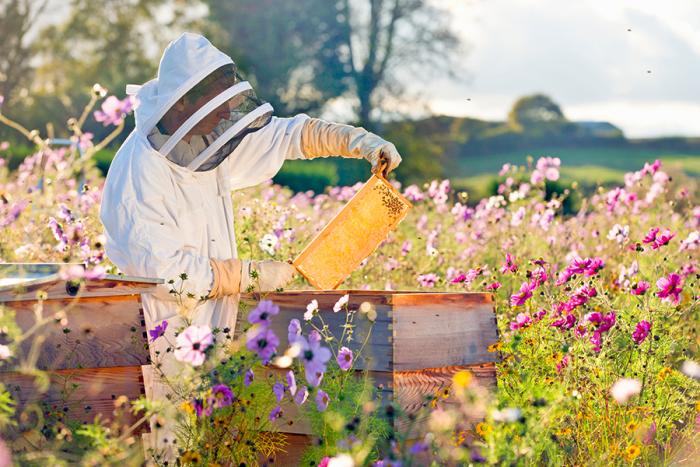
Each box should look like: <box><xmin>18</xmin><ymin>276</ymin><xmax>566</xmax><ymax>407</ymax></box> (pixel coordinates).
<box><xmin>508</xmin><ymin>93</ymin><xmax>566</xmax><ymax>131</ymax></box>
<box><xmin>274</xmin><ymin>159</ymin><xmax>339</xmax><ymax>194</ymax></box>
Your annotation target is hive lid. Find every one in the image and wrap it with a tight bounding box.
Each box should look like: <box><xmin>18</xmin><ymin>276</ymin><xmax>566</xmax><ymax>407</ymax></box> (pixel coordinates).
<box><xmin>0</xmin><ymin>263</ymin><xmax>162</xmax><ymax>302</ymax></box>
<box><xmin>293</xmin><ymin>172</ymin><xmax>412</xmax><ymax>290</ymax></box>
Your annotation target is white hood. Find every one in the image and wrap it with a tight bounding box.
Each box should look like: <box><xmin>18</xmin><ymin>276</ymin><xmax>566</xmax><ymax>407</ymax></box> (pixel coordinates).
<box><xmin>128</xmin><ymin>32</ymin><xmax>234</xmax><ymax>134</ymax></box>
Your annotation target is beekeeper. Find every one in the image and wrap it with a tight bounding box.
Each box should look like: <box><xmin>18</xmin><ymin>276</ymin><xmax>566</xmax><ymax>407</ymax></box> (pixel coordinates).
<box><xmin>99</xmin><ymin>32</ymin><xmax>401</xmax><ymax>451</ymax></box>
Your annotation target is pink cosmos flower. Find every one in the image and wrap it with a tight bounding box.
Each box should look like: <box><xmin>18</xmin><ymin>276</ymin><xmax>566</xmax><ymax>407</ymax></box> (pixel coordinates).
<box><xmin>418</xmin><ymin>273</ymin><xmax>439</xmax><ymax>288</ymax></box>
<box><xmin>530</xmin><ymin>267</ymin><xmax>548</xmax><ymax>287</ymax></box>
<box><xmin>651</xmin><ymin>229</ymin><xmax>675</xmax><ymax>249</ymax></box>
<box><xmin>656</xmin><ymin>273</ymin><xmax>683</xmax><ymax>304</ymax></box>
<box><xmin>510</xmin><ymin>312</ymin><xmax>531</xmax><ymax>330</ymax></box>
<box><xmin>210</xmin><ymin>384</ymin><xmax>234</xmax><ymax>409</ymax></box>
<box><xmin>174</xmin><ymin>325</ymin><xmax>214</xmax><ymax>366</ymax></box>
<box><xmin>93</xmin><ymin>95</ymin><xmax>135</xmax><ymax>126</ymax></box>
<box><xmin>556</xmin><ymin>354</ymin><xmax>570</xmax><ymax>373</ymax></box>
<box><xmin>630</xmin><ymin>281</ymin><xmax>650</xmax><ymax>295</ymax></box>
<box><xmin>551</xmin><ymin>314</ymin><xmax>577</xmax><ymax>330</ymax></box>
<box><xmin>642</xmin><ymin>227</ymin><xmax>660</xmax><ymax>245</ymax></box>
<box><xmin>337</xmin><ymin>346</ymin><xmax>353</xmax><ymax>371</ymax></box>
<box><xmin>485</xmin><ymin>281</ymin><xmax>502</xmax><ymax>291</ymax></box>
<box><xmin>536</xmin><ymin>156</ymin><xmax>561</xmax><ymax>181</ymax></box>
<box><xmin>510</xmin><ymin>282</ymin><xmax>534</xmax><ymax>307</ymax></box>
<box><xmin>299</xmin><ymin>336</ymin><xmax>331</xmax><ymax>386</ymax></box>
<box><xmin>315</xmin><ymin>389</ymin><xmax>330</xmax><ymax>411</ymax></box>
<box><xmin>632</xmin><ymin>320</ymin><xmax>652</xmax><ymax>345</ymax></box>
<box><xmin>500</xmin><ymin>253</ymin><xmax>518</xmax><ymax>274</ymax></box>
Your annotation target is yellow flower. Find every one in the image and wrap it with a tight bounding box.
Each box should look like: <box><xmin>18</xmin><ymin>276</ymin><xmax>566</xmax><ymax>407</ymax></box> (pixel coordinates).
<box><xmin>657</xmin><ymin>367</ymin><xmax>673</xmax><ymax>381</ymax></box>
<box><xmin>626</xmin><ymin>421</ymin><xmax>638</xmax><ymax>433</ymax></box>
<box><xmin>180</xmin><ymin>401</ymin><xmax>195</xmax><ymax>415</ymax></box>
<box><xmin>453</xmin><ymin>370</ymin><xmax>472</xmax><ymax>389</ymax></box>
<box><xmin>476</xmin><ymin>422</ymin><xmax>492</xmax><ymax>437</ymax></box>
<box><xmin>556</xmin><ymin>427</ymin><xmax>572</xmax><ymax>437</ymax></box>
<box><xmin>180</xmin><ymin>450</ymin><xmax>202</xmax><ymax>464</ymax></box>
<box><xmin>487</xmin><ymin>342</ymin><xmax>502</xmax><ymax>352</ymax></box>
<box><xmin>624</xmin><ymin>444</ymin><xmax>641</xmax><ymax>461</ymax></box>
<box><xmin>452</xmin><ymin>429</ymin><xmax>467</xmax><ymax>446</ymax></box>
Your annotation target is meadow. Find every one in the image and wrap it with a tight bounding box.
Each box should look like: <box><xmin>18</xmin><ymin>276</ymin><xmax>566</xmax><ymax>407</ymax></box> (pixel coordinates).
<box><xmin>0</xmin><ymin>92</ymin><xmax>698</xmax><ymax>465</ymax></box>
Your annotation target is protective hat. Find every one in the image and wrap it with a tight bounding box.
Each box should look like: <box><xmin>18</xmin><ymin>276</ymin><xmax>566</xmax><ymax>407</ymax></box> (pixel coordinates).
<box><xmin>127</xmin><ymin>33</ymin><xmax>273</xmax><ymax>172</ymax></box>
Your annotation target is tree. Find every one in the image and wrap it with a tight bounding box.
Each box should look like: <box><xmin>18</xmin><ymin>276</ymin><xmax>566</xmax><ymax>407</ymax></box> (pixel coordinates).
<box><xmin>0</xmin><ymin>0</ymin><xmax>48</xmax><ymax>107</ymax></box>
<box><xmin>507</xmin><ymin>94</ymin><xmax>566</xmax><ymax>132</ymax></box>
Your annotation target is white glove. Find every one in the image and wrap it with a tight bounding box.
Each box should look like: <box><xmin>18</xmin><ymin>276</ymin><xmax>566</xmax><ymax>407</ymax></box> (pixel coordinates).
<box><xmin>300</xmin><ymin>118</ymin><xmax>402</xmax><ymax>175</ymax></box>
<box><xmin>240</xmin><ymin>260</ymin><xmax>297</xmax><ymax>293</ymax></box>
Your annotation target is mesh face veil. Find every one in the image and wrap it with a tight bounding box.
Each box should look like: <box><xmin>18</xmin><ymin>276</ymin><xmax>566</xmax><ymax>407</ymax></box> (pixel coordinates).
<box><xmin>148</xmin><ymin>64</ymin><xmax>273</xmax><ymax>172</ymax></box>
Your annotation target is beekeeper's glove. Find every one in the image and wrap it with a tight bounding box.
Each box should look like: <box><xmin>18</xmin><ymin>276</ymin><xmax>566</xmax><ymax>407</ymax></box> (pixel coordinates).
<box><xmin>208</xmin><ymin>259</ymin><xmax>296</xmax><ymax>297</ymax></box>
<box><xmin>300</xmin><ymin>118</ymin><xmax>402</xmax><ymax>175</ymax></box>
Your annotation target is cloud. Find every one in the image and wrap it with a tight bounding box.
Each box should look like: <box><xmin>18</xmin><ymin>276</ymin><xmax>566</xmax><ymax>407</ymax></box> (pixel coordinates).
<box><xmin>424</xmin><ymin>0</ymin><xmax>700</xmax><ymax>136</ymax></box>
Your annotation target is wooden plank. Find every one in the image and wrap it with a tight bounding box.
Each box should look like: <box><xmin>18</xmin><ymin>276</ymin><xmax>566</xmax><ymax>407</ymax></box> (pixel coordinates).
<box><xmin>3</xmin><ymin>296</ymin><xmax>150</xmax><ymax>370</ymax></box>
<box><xmin>267</xmin><ymin>433</ymin><xmax>310</xmax><ymax>466</ymax></box>
<box><xmin>393</xmin><ymin>363</ymin><xmax>496</xmax><ymax>435</ymax></box>
<box><xmin>390</xmin><ymin>292</ymin><xmax>493</xmax><ymax>307</ymax></box>
<box><xmin>2</xmin><ymin>366</ymin><xmax>146</xmax><ymax>430</ymax></box>
<box><xmin>393</xmin><ymin>301</ymin><xmax>498</xmax><ymax>371</ymax></box>
<box><xmin>0</xmin><ymin>275</ymin><xmax>161</xmax><ymax>303</ymax></box>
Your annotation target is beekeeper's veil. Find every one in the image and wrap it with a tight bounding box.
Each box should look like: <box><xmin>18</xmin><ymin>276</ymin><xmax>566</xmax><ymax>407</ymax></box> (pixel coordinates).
<box><xmin>127</xmin><ymin>33</ymin><xmax>273</xmax><ymax>172</ymax></box>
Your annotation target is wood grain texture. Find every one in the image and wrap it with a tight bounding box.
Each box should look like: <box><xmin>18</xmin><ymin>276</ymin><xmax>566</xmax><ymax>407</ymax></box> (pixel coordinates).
<box><xmin>0</xmin><ymin>274</ymin><xmax>161</xmax><ymax>303</ymax></box>
<box><xmin>2</xmin><ymin>366</ymin><xmax>146</xmax><ymax>428</ymax></box>
<box><xmin>393</xmin><ymin>301</ymin><xmax>498</xmax><ymax>371</ymax></box>
<box><xmin>4</xmin><ymin>296</ymin><xmax>150</xmax><ymax>370</ymax></box>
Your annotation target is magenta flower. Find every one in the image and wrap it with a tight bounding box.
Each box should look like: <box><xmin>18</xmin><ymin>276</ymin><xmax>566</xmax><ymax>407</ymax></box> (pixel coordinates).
<box><xmin>248</xmin><ymin>300</ymin><xmax>279</xmax><ymax>325</ymax></box>
<box><xmin>530</xmin><ymin>267</ymin><xmax>548</xmax><ymax>287</ymax></box>
<box><xmin>192</xmin><ymin>398</ymin><xmax>212</xmax><ymax>418</ymax></box>
<box><xmin>148</xmin><ymin>320</ymin><xmax>168</xmax><ymax>342</ymax></box>
<box><xmin>656</xmin><ymin>273</ymin><xmax>683</xmax><ymax>304</ymax></box>
<box><xmin>500</xmin><ymin>253</ymin><xmax>518</xmax><ymax>274</ymax></box>
<box><xmin>552</xmin><ymin>314</ymin><xmax>577</xmax><ymax>330</ymax></box>
<box><xmin>210</xmin><ymin>384</ymin><xmax>234</xmax><ymax>409</ymax></box>
<box><xmin>630</xmin><ymin>281</ymin><xmax>650</xmax><ymax>295</ymax></box>
<box><xmin>590</xmin><ymin>330</ymin><xmax>603</xmax><ymax>352</ymax></box>
<box><xmin>174</xmin><ymin>325</ymin><xmax>213</xmax><ymax>366</ymax></box>
<box><xmin>401</xmin><ymin>240</ymin><xmax>413</xmax><ymax>256</ymax></box>
<box><xmin>273</xmin><ymin>382</ymin><xmax>285</xmax><ymax>402</ymax></box>
<box><xmin>642</xmin><ymin>227</ymin><xmax>660</xmax><ymax>245</ymax></box>
<box><xmin>651</xmin><ymin>229</ymin><xmax>675</xmax><ymax>249</ymax></box>
<box><xmin>337</xmin><ymin>346</ymin><xmax>354</xmax><ymax>371</ymax></box>
<box><xmin>93</xmin><ymin>95</ymin><xmax>135</xmax><ymax>126</ymax></box>
<box><xmin>485</xmin><ymin>281</ymin><xmax>502</xmax><ymax>291</ymax></box>
<box><xmin>269</xmin><ymin>405</ymin><xmax>283</xmax><ymax>421</ymax></box>
<box><xmin>315</xmin><ymin>389</ymin><xmax>330</xmax><ymax>411</ymax></box>
<box><xmin>632</xmin><ymin>320</ymin><xmax>652</xmax><ymax>345</ymax></box>
<box><xmin>417</xmin><ymin>273</ymin><xmax>439</xmax><ymax>288</ymax></box>
<box><xmin>556</xmin><ymin>354</ymin><xmax>570</xmax><ymax>373</ymax></box>
<box><xmin>245</xmin><ymin>326</ymin><xmax>280</xmax><ymax>364</ymax></box>
<box><xmin>584</xmin><ymin>258</ymin><xmax>605</xmax><ymax>276</ymax></box>
<box><xmin>509</xmin><ymin>312</ymin><xmax>532</xmax><ymax>330</ymax></box>
<box><xmin>510</xmin><ymin>282</ymin><xmax>534</xmax><ymax>307</ymax></box>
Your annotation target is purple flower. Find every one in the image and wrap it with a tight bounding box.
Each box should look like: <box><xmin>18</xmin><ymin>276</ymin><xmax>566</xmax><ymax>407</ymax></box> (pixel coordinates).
<box><xmin>643</xmin><ymin>227</ymin><xmax>660</xmax><ymax>245</ymax></box>
<box><xmin>632</xmin><ymin>320</ymin><xmax>652</xmax><ymax>345</ymax></box>
<box><xmin>1</xmin><ymin>200</ymin><xmax>28</xmax><ymax>228</ymax></box>
<box><xmin>149</xmin><ymin>320</ymin><xmax>168</xmax><ymax>342</ymax></box>
<box><xmin>510</xmin><ymin>282</ymin><xmax>534</xmax><ymax>307</ymax></box>
<box><xmin>246</xmin><ymin>326</ymin><xmax>279</xmax><ymax>364</ymax></box>
<box><xmin>590</xmin><ymin>330</ymin><xmax>602</xmax><ymax>352</ymax></box>
<box><xmin>288</xmin><ymin>318</ymin><xmax>302</xmax><ymax>343</ymax></box>
<box><xmin>651</xmin><ymin>229</ymin><xmax>675</xmax><ymax>249</ymax></box>
<box><xmin>585</xmin><ymin>258</ymin><xmax>605</xmax><ymax>276</ymax></box>
<box><xmin>272</xmin><ymin>381</ymin><xmax>285</xmax><ymax>402</ymax></box>
<box><xmin>337</xmin><ymin>346</ymin><xmax>354</xmax><ymax>371</ymax></box>
<box><xmin>294</xmin><ymin>385</ymin><xmax>309</xmax><ymax>405</ymax></box>
<box><xmin>210</xmin><ymin>384</ymin><xmax>234</xmax><ymax>408</ymax></box>
<box><xmin>192</xmin><ymin>398</ymin><xmax>212</xmax><ymax>418</ymax></box>
<box><xmin>631</xmin><ymin>281</ymin><xmax>650</xmax><ymax>296</ymax></box>
<box><xmin>93</xmin><ymin>95</ymin><xmax>135</xmax><ymax>126</ymax></box>
<box><xmin>269</xmin><ymin>405</ymin><xmax>282</xmax><ymax>421</ymax></box>
<box><xmin>656</xmin><ymin>273</ymin><xmax>683</xmax><ymax>304</ymax></box>
<box><xmin>286</xmin><ymin>370</ymin><xmax>297</xmax><ymax>396</ymax></box>
<box><xmin>299</xmin><ymin>336</ymin><xmax>331</xmax><ymax>386</ymax></box>
<box><xmin>244</xmin><ymin>369</ymin><xmax>254</xmax><ymax>387</ymax></box>
<box><xmin>530</xmin><ymin>267</ymin><xmax>548</xmax><ymax>287</ymax></box>
<box><xmin>552</xmin><ymin>314</ymin><xmax>577</xmax><ymax>330</ymax></box>
<box><xmin>315</xmin><ymin>389</ymin><xmax>330</xmax><ymax>411</ymax></box>
<box><xmin>485</xmin><ymin>281</ymin><xmax>502</xmax><ymax>291</ymax></box>
<box><xmin>248</xmin><ymin>300</ymin><xmax>279</xmax><ymax>325</ymax></box>
<box><xmin>174</xmin><ymin>325</ymin><xmax>213</xmax><ymax>366</ymax></box>
<box><xmin>418</xmin><ymin>273</ymin><xmax>439</xmax><ymax>288</ymax></box>
<box><xmin>401</xmin><ymin>240</ymin><xmax>413</xmax><ymax>256</ymax></box>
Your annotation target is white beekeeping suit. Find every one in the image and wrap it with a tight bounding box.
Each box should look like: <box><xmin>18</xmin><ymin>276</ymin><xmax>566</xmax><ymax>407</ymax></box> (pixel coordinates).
<box><xmin>99</xmin><ymin>32</ymin><xmax>402</xmax><ymax>460</ymax></box>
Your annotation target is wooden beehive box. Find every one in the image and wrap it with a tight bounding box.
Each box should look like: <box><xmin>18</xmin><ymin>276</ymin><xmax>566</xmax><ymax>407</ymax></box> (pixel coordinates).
<box><xmin>237</xmin><ymin>290</ymin><xmax>499</xmax><ymax>463</ymax></box>
<box><xmin>0</xmin><ymin>263</ymin><xmax>160</xmax><ymax>435</ymax></box>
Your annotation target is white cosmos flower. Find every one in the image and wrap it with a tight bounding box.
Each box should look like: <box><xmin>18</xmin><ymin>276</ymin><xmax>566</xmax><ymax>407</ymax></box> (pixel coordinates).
<box><xmin>259</xmin><ymin>233</ymin><xmax>278</xmax><ymax>255</ymax></box>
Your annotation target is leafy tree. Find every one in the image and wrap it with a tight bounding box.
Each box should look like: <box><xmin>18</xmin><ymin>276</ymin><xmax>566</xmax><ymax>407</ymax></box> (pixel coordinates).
<box><xmin>507</xmin><ymin>93</ymin><xmax>566</xmax><ymax>132</ymax></box>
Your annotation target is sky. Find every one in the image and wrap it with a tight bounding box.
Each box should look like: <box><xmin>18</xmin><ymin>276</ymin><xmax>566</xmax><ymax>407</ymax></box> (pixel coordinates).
<box><xmin>427</xmin><ymin>0</ymin><xmax>700</xmax><ymax>138</ymax></box>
